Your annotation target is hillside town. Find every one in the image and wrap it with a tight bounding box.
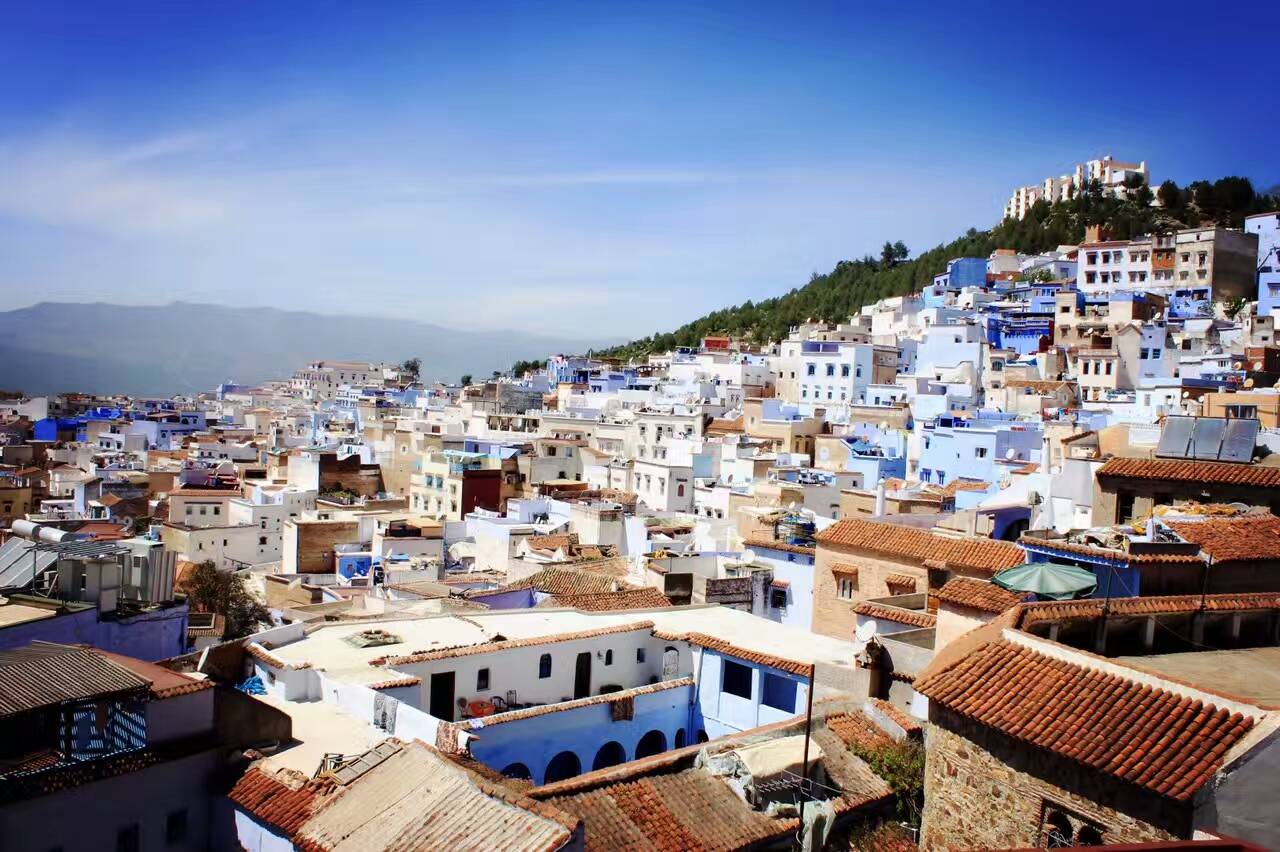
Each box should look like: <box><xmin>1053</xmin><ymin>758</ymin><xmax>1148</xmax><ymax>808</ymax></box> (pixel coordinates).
<box><xmin>3</xmin><ymin>176</ymin><xmax>1280</xmax><ymax>852</ymax></box>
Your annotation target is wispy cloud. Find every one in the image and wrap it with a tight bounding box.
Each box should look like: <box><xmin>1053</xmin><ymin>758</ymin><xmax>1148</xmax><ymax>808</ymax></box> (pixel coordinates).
<box><xmin>479</xmin><ymin>169</ymin><xmax>730</xmax><ymax>188</ymax></box>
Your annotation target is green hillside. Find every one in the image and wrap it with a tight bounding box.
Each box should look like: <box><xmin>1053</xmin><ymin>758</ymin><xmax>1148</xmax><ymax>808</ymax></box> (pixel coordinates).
<box><xmin>600</xmin><ymin>176</ymin><xmax>1276</xmax><ymax>360</ymax></box>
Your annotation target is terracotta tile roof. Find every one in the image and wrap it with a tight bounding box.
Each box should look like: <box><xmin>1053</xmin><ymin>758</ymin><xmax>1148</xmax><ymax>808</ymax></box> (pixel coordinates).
<box><xmin>235</xmin><ymin>741</ymin><xmax>580</xmax><ymax>851</ymax></box>
<box><xmin>527</xmin><ymin>533</ymin><xmax>578</xmax><ymax>551</ymax></box>
<box><xmin>706</xmin><ymin>416</ymin><xmax>745</xmax><ymax>435</ymax></box>
<box><xmin>1005</xmin><ymin>379</ymin><xmax>1076</xmax><ymax>393</ymax></box>
<box><xmin>542</xmin><ymin>704</ymin><xmax>895</xmax><ymax>850</ymax></box>
<box><xmin>367</xmin><ymin>676</ymin><xmax>421</xmax><ymax>690</ymax></box>
<box><xmin>548</xmin><ymin>772</ymin><xmax>796</xmax><ymax>851</ymax></box>
<box><xmin>853</xmin><ymin>601</ymin><xmax>935</xmax><ymax>629</ymax></box>
<box><xmin>1163</xmin><ymin>514</ymin><xmax>1280</xmax><ymax>563</ymax></box>
<box><xmin>869</xmin><ymin>698</ymin><xmax>922</xmax><ymax>736</ymax></box>
<box><xmin>1019</xmin><ymin>535</ymin><xmax>1204</xmax><ymax>565</ymax></box>
<box><xmin>1014</xmin><ymin>593</ymin><xmax>1280</xmax><ymax>629</ymax></box>
<box><xmin>934</xmin><ymin>577</ymin><xmax>1026</xmax><ymax>614</ymax></box>
<box><xmin>769</xmin><ymin>579</ymin><xmax>790</xmax><ymax>589</ymax></box>
<box><xmin>374</xmin><ymin>621</ymin><xmax>656</xmax><ymax>667</ymax></box>
<box><xmin>884</xmin><ymin>572</ymin><xmax>918</xmax><ymax>589</ymax></box>
<box><xmin>927</xmin><ymin>477</ymin><xmax>989</xmax><ymax>498</ymax></box>
<box><xmin>93</xmin><ymin>649</ymin><xmax>213</xmax><ymax>700</ymax></box>
<box><xmin>816</xmin><ymin>518</ymin><xmax>1025</xmax><ymax>574</ymax></box>
<box><xmin>825</xmin><ymin>711</ymin><xmax>895</xmax><ymax>750</ymax></box>
<box><xmin>742</xmin><ymin>535</ymin><xmax>816</xmax><ymax>556</ymax></box>
<box><xmin>497</xmin><ymin>565</ymin><xmax>636</xmax><ymax>598</ymax></box>
<box><xmin>229</xmin><ymin>767</ymin><xmax>332</xmax><ymax>836</ymax></box>
<box><xmin>653</xmin><ymin>630</ymin><xmax>812</xmax><ymax>677</ymax></box>
<box><xmin>544</xmin><ymin>587</ymin><xmax>673</xmax><ymax>612</ymax></box>
<box><xmin>458</xmin><ymin>678</ymin><xmax>693</xmax><ymax>729</ymax></box>
<box><xmin>829</xmin><ymin>562</ymin><xmax>859</xmax><ymax>577</ymax></box>
<box><xmin>246</xmin><ymin>642</ymin><xmax>312</xmax><ymax>671</ymax></box>
<box><xmin>915</xmin><ymin>637</ymin><xmax>1256</xmax><ymax>801</ymax></box>
<box><xmin>1097</xmin><ymin>457</ymin><xmax>1280</xmax><ymax>488</ymax></box>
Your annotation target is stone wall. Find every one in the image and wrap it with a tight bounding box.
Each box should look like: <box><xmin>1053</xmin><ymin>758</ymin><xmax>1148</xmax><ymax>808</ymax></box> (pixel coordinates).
<box><xmin>812</xmin><ymin>543</ymin><xmax>928</xmax><ymax>640</ymax></box>
<box><xmin>920</xmin><ymin>707</ymin><xmax>1187</xmax><ymax>850</ymax></box>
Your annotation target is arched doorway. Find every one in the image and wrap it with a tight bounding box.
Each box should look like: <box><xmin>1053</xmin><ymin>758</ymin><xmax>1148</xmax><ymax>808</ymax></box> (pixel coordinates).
<box><xmin>674</xmin><ymin>728</ymin><xmax>686</xmax><ymax>749</ymax></box>
<box><xmin>592</xmin><ymin>741</ymin><xmax>626</xmax><ymax>771</ymax></box>
<box><xmin>635</xmin><ymin>730</ymin><xmax>667</xmax><ymax>759</ymax></box>
<box><xmin>500</xmin><ymin>762</ymin><xmax>531</xmax><ymax>780</ymax></box>
<box><xmin>662</xmin><ymin>646</ymin><xmax>680</xmax><ymax>678</ymax></box>
<box><xmin>544</xmin><ymin>751</ymin><xmax>582</xmax><ymax>784</ymax></box>
<box><xmin>696</xmin><ymin>729</ymin><xmax>708</xmax><ymax>743</ymax></box>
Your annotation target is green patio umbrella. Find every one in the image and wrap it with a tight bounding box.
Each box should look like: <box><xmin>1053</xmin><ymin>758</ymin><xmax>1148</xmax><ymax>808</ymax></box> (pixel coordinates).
<box><xmin>992</xmin><ymin>562</ymin><xmax>1097</xmax><ymax>601</ymax></box>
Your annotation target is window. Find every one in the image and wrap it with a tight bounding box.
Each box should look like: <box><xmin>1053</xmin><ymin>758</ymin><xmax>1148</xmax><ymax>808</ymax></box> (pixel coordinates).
<box><xmin>761</xmin><ymin>672</ymin><xmax>798</xmax><ymax>712</ymax></box>
<box><xmin>477</xmin><ymin>668</ymin><xmax>490</xmax><ymax>691</ymax></box>
<box><xmin>636</xmin><ymin>648</ymin><xmax>646</xmax><ymax>663</ymax></box>
<box><xmin>1116</xmin><ymin>490</ymin><xmax>1136</xmax><ymax>523</ymax></box>
<box><xmin>1104</xmin><ymin>361</ymin><xmax>1113</xmax><ymax>375</ymax></box>
<box><xmin>721</xmin><ymin>659</ymin><xmax>753</xmax><ymax>699</ymax></box>
<box><xmin>605</xmin><ymin>649</ymin><xmax>613</xmax><ymax>665</ymax></box>
<box><xmin>166</xmin><ymin>809</ymin><xmax>188</xmax><ymax>845</ymax></box>
<box><xmin>677</xmin><ymin>483</ymin><xmax>685</xmax><ymax>497</ymax></box>
<box><xmin>975</xmin><ymin>447</ymin><xmax>988</xmax><ymax>458</ymax></box>
<box><xmin>837</xmin><ymin>577</ymin><xmax>855</xmax><ymax>600</ymax></box>
<box><xmin>806</xmin><ymin>363</ymin><xmax>816</xmax><ymax>376</ymax></box>
<box><xmin>116</xmin><ymin>825</ymin><xmax>140</xmax><ymax>852</ymax></box>
<box><xmin>538</xmin><ymin>654</ymin><xmax>552</xmax><ymax>678</ymax></box>
<box><xmin>259</xmin><ymin>536</ymin><xmax>267</xmax><ymax>545</ymax></box>
<box><xmin>770</xmin><ymin>588</ymin><xmax>787</xmax><ymax>609</ymax></box>
<box><xmin>841</xmin><ymin>364</ymin><xmax>850</xmax><ymax>377</ymax></box>
<box><xmin>1226</xmin><ymin>404</ymin><xmax>1258</xmax><ymax>419</ymax></box>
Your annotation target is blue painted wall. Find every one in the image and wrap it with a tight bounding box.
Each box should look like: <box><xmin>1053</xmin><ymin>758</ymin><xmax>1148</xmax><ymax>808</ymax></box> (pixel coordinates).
<box><xmin>468</xmin><ymin>683</ymin><xmax>694</xmax><ymax>784</ymax></box>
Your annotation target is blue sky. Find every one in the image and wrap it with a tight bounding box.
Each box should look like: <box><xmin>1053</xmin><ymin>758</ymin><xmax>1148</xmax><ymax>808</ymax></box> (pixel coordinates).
<box><xmin>1</xmin><ymin>1</ymin><xmax>1276</xmax><ymax>337</ymax></box>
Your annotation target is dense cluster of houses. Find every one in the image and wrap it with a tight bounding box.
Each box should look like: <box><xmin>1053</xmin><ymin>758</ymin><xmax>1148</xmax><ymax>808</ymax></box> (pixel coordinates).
<box><xmin>1</xmin><ymin>210</ymin><xmax>1280</xmax><ymax>850</ymax></box>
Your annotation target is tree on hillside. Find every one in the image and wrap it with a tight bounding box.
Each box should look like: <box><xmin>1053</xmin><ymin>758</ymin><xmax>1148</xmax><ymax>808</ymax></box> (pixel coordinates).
<box><xmin>178</xmin><ymin>561</ymin><xmax>269</xmax><ymax>640</ymax></box>
<box><xmin>460</xmin><ymin>374</ymin><xmax>472</xmax><ymax>386</ymax></box>
<box><xmin>400</xmin><ymin>357</ymin><xmax>421</xmax><ymax>379</ymax></box>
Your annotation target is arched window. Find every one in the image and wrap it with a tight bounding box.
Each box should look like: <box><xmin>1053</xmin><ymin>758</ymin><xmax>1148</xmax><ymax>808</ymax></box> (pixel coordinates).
<box><xmin>592</xmin><ymin>741</ymin><xmax>626</xmax><ymax>771</ymax></box>
<box><xmin>674</xmin><ymin>728</ymin><xmax>686</xmax><ymax>749</ymax></box>
<box><xmin>1043</xmin><ymin>811</ymin><xmax>1073</xmax><ymax>848</ymax></box>
<box><xmin>500</xmin><ymin>762</ymin><xmax>531</xmax><ymax>780</ymax></box>
<box><xmin>1075</xmin><ymin>825</ymin><xmax>1103</xmax><ymax>847</ymax></box>
<box><xmin>544</xmin><ymin>751</ymin><xmax>581</xmax><ymax>784</ymax></box>
<box><xmin>695</xmin><ymin>729</ymin><xmax>708</xmax><ymax>743</ymax></box>
<box><xmin>604</xmin><ymin>649</ymin><xmax>613</xmax><ymax>665</ymax></box>
<box><xmin>635</xmin><ymin>729</ymin><xmax>667</xmax><ymax>759</ymax></box>
<box><xmin>539</xmin><ymin>653</ymin><xmax>552</xmax><ymax>678</ymax></box>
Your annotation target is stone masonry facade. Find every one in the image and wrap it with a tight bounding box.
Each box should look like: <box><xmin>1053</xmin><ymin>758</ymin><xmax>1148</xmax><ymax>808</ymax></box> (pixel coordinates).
<box><xmin>812</xmin><ymin>545</ymin><xmax>928</xmax><ymax>640</ymax></box>
<box><xmin>920</xmin><ymin>708</ymin><xmax>1185</xmax><ymax>850</ymax></box>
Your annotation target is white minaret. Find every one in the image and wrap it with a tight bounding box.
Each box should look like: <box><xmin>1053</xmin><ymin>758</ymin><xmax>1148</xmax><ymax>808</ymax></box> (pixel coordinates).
<box><xmin>874</xmin><ymin>477</ymin><xmax>887</xmax><ymax>518</ymax></box>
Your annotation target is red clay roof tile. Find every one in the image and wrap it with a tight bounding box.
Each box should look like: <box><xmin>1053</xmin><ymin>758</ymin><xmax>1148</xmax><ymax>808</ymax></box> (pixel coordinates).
<box><xmin>816</xmin><ymin>518</ymin><xmax>1024</xmax><ymax>574</ymax></box>
<box><xmin>915</xmin><ymin>638</ymin><xmax>1255</xmax><ymax>801</ymax></box>
<box><xmin>1097</xmin><ymin>457</ymin><xmax>1280</xmax><ymax>488</ymax></box>
<box><xmin>934</xmin><ymin>577</ymin><xmax>1027</xmax><ymax>614</ymax></box>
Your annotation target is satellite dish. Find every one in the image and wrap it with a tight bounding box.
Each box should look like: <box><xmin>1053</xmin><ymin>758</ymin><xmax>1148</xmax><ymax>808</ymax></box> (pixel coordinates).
<box><xmin>852</xmin><ymin>619</ymin><xmax>879</xmax><ymax>659</ymax></box>
<box><xmin>1255</xmin><ymin>361</ymin><xmax>1264</xmax><ymax>371</ymax></box>
<box><xmin>1005</xmin><ymin>448</ymin><xmax>1017</xmax><ymax>460</ymax></box>
<box><xmin>1245</xmin><ymin>378</ymin><xmax>1255</xmax><ymax>389</ymax></box>
<box><xmin>1234</xmin><ymin>362</ymin><xmax>1243</xmax><ymax>370</ymax></box>
<box><xmin>740</xmin><ymin>550</ymin><xmax>757</xmax><ymax>564</ymax></box>
<box><xmin>1181</xmin><ymin>391</ymin><xmax>1190</xmax><ymax>399</ymax></box>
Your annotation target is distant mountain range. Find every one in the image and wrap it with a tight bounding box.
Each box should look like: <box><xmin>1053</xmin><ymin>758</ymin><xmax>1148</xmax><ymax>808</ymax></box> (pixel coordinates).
<box><xmin>0</xmin><ymin>301</ymin><xmax>616</xmax><ymax>397</ymax></box>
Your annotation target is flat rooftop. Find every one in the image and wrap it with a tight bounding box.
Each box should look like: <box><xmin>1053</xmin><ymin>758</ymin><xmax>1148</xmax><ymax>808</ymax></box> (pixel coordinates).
<box><xmin>260</xmin><ymin>605</ymin><xmax>855</xmax><ymax>685</ymax></box>
<box><xmin>257</xmin><ymin>693</ymin><xmax>387</xmax><ymax>773</ymax></box>
<box><xmin>1116</xmin><ymin>646</ymin><xmax>1280</xmax><ymax>707</ymax></box>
